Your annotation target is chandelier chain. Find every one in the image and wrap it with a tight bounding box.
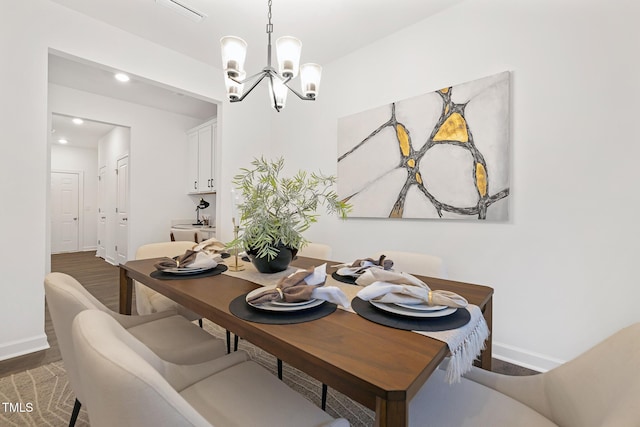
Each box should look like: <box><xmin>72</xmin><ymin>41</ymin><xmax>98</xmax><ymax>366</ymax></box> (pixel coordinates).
<box><xmin>266</xmin><ymin>0</ymin><xmax>273</xmax><ymax>34</ymax></box>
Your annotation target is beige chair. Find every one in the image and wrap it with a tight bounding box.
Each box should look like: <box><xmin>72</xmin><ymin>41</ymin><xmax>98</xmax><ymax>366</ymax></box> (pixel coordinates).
<box><xmin>44</xmin><ymin>272</ymin><xmax>226</xmax><ymax>427</ymax></box>
<box><xmin>409</xmin><ymin>322</ymin><xmax>640</xmax><ymax>426</ymax></box>
<box><xmin>135</xmin><ymin>241</ymin><xmax>201</xmax><ymax>322</ymax></box>
<box><xmin>298</xmin><ymin>242</ymin><xmax>332</xmax><ymax>259</ymax></box>
<box><xmin>170</xmin><ymin>228</ymin><xmax>199</xmax><ymax>242</ymax></box>
<box><xmin>373</xmin><ymin>250</ymin><xmax>447</xmax><ymax>278</ymax></box>
<box><xmin>72</xmin><ymin>310</ymin><xmax>349</xmax><ymax>427</ymax></box>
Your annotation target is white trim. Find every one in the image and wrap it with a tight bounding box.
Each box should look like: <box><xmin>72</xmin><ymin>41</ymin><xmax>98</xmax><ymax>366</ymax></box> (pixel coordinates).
<box><xmin>0</xmin><ymin>334</ymin><xmax>50</xmax><ymax>362</ymax></box>
<box><xmin>493</xmin><ymin>341</ymin><xmax>565</xmax><ymax>373</ymax></box>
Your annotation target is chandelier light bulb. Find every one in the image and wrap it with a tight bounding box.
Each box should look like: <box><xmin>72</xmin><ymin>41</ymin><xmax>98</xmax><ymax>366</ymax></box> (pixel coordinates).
<box><xmin>276</xmin><ymin>36</ymin><xmax>302</xmax><ymax>78</ymax></box>
<box><xmin>271</xmin><ymin>78</ymin><xmax>289</xmax><ymax>110</ymax></box>
<box><xmin>300</xmin><ymin>63</ymin><xmax>322</xmax><ymax>99</ymax></box>
<box><xmin>220</xmin><ymin>36</ymin><xmax>247</xmax><ymax>78</ymax></box>
<box><xmin>225</xmin><ymin>71</ymin><xmax>246</xmax><ymax>101</ymax></box>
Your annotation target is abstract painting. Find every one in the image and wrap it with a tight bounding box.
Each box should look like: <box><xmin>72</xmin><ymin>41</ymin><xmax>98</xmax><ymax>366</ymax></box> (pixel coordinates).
<box><xmin>337</xmin><ymin>71</ymin><xmax>510</xmax><ymax>220</ymax></box>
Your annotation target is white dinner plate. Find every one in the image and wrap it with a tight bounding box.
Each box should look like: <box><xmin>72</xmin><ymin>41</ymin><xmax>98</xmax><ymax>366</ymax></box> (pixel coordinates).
<box><xmin>163</xmin><ymin>265</ymin><xmax>215</xmax><ymax>275</ymax></box>
<box><xmin>246</xmin><ymin>286</ymin><xmax>324</xmax><ymax>312</ymax></box>
<box><xmin>271</xmin><ymin>299</ymin><xmax>317</xmax><ymax>307</ymax></box>
<box><xmin>393</xmin><ymin>302</ymin><xmax>448</xmax><ymax>312</ymax></box>
<box><xmin>370</xmin><ymin>301</ymin><xmax>457</xmax><ymax>318</ymax></box>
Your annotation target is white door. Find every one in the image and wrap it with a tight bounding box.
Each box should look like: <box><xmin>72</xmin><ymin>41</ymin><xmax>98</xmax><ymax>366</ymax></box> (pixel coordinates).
<box><xmin>51</xmin><ymin>172</ymin><xmax>79</xmax><ymax>253</ymax></box>
<box><xmin>116</xmin><ymin>156</ymin><xmax>129</xmax><ymax>265</ymax></box>
<box><xmin>97</xmin><ymin>166</ymin><xmax>107</xmax><ymax>259</ymax></box>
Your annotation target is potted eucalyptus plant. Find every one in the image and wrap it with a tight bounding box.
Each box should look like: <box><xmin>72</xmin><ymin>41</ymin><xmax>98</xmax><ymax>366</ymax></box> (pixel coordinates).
<box><xmin>230</xmin><ymin>157</ymin><xmax>350</xmax><ymax>273</ymax></box>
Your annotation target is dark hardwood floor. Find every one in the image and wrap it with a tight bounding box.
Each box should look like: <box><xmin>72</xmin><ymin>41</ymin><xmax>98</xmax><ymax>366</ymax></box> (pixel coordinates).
<box><xmin>0</xmin><ymin>251</ymin><xmax>538</xmax><ymax>378</ymax></box>
<box><xmin>0</xmin><ymin>251</ymin><xmax>119</xmax><ymax>377</ymax></box>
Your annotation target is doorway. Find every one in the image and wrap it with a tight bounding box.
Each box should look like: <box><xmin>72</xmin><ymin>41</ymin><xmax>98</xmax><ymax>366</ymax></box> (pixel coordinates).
<box><xmin>49</xmin><ymin>113</ymin><xmax>129</xmax><ymax>264</ymax></box>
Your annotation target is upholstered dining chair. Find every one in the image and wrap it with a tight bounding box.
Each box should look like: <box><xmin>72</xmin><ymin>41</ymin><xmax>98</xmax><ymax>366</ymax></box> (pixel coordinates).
<box><xmin>170</xmin><ymin>229</ymin><xmax>199</xmax><ymax>242</ymax></box>
<box><xmin>408</xmin><ymin>322</ymin><xmax>640</xmax><ymax>426</ymax></box>
<box><xmin>44</xmin><ymin>272</ymin><xmax>227</xmax><ymax>427</ymax></box>
<box><xmin>373</xmin><ymin>250</ymin><xmax>448</xmax><ymax>278</ymax></box>
<box><xmin>135</xmin><ymin>241</ymin><xmax>201</xmax><ymax>323</ymax></box>
<box><xmin>137</xmin><ymin>241</ymin><xmax>239</xmax><ymax>354</ymax></box>
<box><xmin>298</xmin><ymin>242</ymin><xmax>333</xmax><ymax>259</ymax></box>
<box><xmin>71</xmin><ymin>309</ymin><xmax>349</xmax><ymax>427</ymax></box>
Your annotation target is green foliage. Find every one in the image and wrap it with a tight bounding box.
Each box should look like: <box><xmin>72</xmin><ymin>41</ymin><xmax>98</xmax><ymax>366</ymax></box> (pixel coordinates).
<box><xmin>230</xmin><ymin>157</ymin><xmax>350</xmax><ymax>260</ymax></box>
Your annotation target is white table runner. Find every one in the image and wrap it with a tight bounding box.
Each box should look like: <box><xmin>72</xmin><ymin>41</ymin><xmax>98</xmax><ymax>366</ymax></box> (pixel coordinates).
<box><xmin>223</xmin><ymin>261</ymin><xmax>489</xmax><ymax>382</ymax></box>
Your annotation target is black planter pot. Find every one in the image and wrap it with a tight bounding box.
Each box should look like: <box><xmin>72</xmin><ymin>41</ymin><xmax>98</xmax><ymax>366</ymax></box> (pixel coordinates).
<box><xmin>247</xmin><ymin>244</ymin><xmax>298</xmax><ymax>274</ymax></box>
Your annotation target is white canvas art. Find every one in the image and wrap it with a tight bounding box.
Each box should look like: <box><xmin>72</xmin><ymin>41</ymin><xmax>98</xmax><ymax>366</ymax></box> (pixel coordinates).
<box><xmin>337</xmin><ymin>71</ymin><xmax>510</xmax><ymax>220</ymax></box>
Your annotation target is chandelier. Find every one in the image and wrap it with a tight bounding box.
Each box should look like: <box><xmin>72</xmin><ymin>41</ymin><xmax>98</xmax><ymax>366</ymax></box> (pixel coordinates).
<box><xmin>220</xmin><ymin>0</ymin><xmax>322</xmax><ymax>112</ymax></box>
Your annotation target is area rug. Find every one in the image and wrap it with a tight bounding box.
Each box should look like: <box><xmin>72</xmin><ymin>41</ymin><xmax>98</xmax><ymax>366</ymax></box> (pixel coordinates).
<box><xmin>0</xmin><ymin>321</ymin><xmax>374</xmax><ymax>426</ymax></box>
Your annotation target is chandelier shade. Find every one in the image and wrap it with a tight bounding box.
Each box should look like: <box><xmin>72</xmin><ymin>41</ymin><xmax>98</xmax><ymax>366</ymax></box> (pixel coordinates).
<box><xmin>220</xmin><ymin>0</ymin><xmax>321</xmax><ymax>112</ymax></box>
<box><xmin>300</xmin><ymin>63</ymin><xmax>322</xmax><ymax>98</ymax></box>
<box><xmin>276</xmin><ymin>36</ymin><xmax>302</xmax><ymax>78</ymax></box>
<box><xmin>220</xmin><ymin>36</ymin><xmax>247</xmax><ymax>78</ymax></box>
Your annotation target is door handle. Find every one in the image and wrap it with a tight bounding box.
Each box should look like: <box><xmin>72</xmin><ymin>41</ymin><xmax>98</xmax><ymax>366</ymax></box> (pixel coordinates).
<box><xmin>73</xmin><ymin>217</ymin><xmax>78</xmax><ymax>221</ymax></box>
<box><xmin>123</xmin><ymin>217</ymin><xmax>128</xmax><ymax>221</ymax></box>
<box><xmin>194</xmin><ymin>181</ymin><xmax>198</xmax><ymax>190</ymax></box>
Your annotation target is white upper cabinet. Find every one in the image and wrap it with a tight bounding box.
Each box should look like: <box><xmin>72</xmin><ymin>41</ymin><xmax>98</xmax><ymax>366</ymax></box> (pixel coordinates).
<box><xmin>186</xmin><ymin>119</ymin><xmax>216</xmax><ymax>194</ymax></box>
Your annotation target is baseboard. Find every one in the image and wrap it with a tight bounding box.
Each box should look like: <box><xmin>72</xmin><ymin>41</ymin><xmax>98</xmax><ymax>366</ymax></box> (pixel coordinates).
<box><xmin>0</xmin><ymin>334</ymin><xmax>50</xmax><ymax>362</ymax></box>
<box><xmin>105</xmin><ymin>256</ymin><xmax>117</xmax><ymax>266</ymax></box>
<box><xmin>83</xmin><ymin>245</ymin><xmax>97</xmax><ymax>251</ymax></box>
<box><xmin>493</xmin><ymin>341</ymin><xmax>565</xmax><ymax>373</ymax></box>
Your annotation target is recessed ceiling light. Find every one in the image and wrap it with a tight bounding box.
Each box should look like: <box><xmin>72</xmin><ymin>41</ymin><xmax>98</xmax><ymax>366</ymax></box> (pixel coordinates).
<box><xmin>72</xmin><ymin>118</ymin><xmax>84</xmax><ymax>125</ymax></box>
<box><xmin>115</xmin><ymin>73</ymin><xmax>130</xmax><ymax>82</ymax></box>
<box><xmin>58</xmin><ymin>139</ymin><xmax>68</xmax><ymax>144</ymax></box>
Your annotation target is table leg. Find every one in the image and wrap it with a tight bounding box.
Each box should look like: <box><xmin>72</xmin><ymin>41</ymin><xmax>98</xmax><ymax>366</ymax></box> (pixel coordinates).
<box><xmin>119</xmin><ymin>267</ymin><xmax>133</xmax><ymax>315</ymax></box>
<box><xmin>375</xmin><ymin>396</ymin><xmax>407</xmax><ymax>427</ymax></box>
<box><xmin>478</xmin><ymin>296</ymin><xmax>493</xmax><ymax>371</ymax></box>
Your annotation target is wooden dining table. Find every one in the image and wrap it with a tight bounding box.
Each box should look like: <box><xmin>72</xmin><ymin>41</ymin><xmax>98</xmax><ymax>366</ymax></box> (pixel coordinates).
<box><xmin>119</xmin><ymin>256</ymin><xmax>493</xmax><ymax>427</ymax></box>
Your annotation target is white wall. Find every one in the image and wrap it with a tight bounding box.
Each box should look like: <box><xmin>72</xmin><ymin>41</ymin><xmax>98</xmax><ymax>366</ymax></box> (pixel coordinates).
<box><xmin>0</xmin><ymin>0</ymin><xmax>270</xmax><ymax>361</ymax></box>
<box><xmin>51</xmin><ymin>144</ymin><xmax>98</xmax><ymax>251</ymax></box>
<box><xmin>272</xmin><ymin>0</ymin><xmax>640</xmax><ymax>370</ymax></box>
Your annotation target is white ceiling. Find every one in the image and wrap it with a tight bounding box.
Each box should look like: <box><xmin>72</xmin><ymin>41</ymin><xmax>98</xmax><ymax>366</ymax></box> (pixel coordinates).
<box><xmin>48</xmin><ymin>54</ymin><xmax>218</xmax><ymax>120</ymax></box>
<box><xmin>47</xmin><ymin>0</ymin><xmax>463</xmax><ymax>146</ymax></box>
<box><xmin>51</xmin><ymin>113</ymin><xmax>117</xmax><ymax>149</ymax></box>
<box><xmin>49</xmin><ymin>0</ymin><xmax>463</xmax><ymax>72</ymax></box>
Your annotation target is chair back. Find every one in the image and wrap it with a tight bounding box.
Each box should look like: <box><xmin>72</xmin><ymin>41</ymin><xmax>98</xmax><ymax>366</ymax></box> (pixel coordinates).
<box><xmin>44</xmin><ymin>272</ymin><xmax>114</xmax><ymax>403</ymax></box>
<box><xmin>72</xmin><ymin>310</ymin><xmax>211</xmax><ymax>427</ymax></box>
<box><xmin>373</xmin><ymin>250</ymin><xmax>447</xmax><ymax>278</ymax></box>
<box><xmin>134</xmin><ymin>241</ymin><xmax>196</xmax><ymax>316</ymax></box>
<box><xmin>170</xmin><ymin>229</ymin><xmax>198</xmax><ymax>242</ymax></box>
<box><xmin>298</xmin><ymin>242</ymin><xmax>332</xmax><ymax>260</ymax></box>
<box><xmin>543</xmin><ymin>322</ymin><xmax>640</xmax><ymax>427</ymax></box>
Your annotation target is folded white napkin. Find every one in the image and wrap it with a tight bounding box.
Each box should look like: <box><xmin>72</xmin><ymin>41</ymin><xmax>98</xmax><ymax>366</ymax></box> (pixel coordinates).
<box><xmin>301</xmin><ymin>264</ymin><xmax>350</xmax><ymax>308</ymax></box>
<box><xmin>248</xmin><ymin>264</ymin><xmax>351</xmax><ymax>308</ymax></box>
<box><xmin>333</xmin><ymin>255</ymin><xmax>393</xmax><ymax>277</ymax></box>
<box><xmin>193</xmin><ymin>237</ymin><xmax>229</xmax><ymax>257</ymax></box>
<box><xmin>154</xmin><ymin>250</ymin><xmax>218</xmax><ymax>271</ymax></box>
<box><xmin>184</xmin><ymin>252</ymin><xmax>218</xmax><ymax>269</ymax></box>
<box><xmin>356</xmin><ymin>268</ymin><xmax>467</xmax><ymax>308</ymax></box>
<box><xmin>312</xmin><ymin>287</ymin><xmax>351</xmax><ymax>308</ymax></box>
